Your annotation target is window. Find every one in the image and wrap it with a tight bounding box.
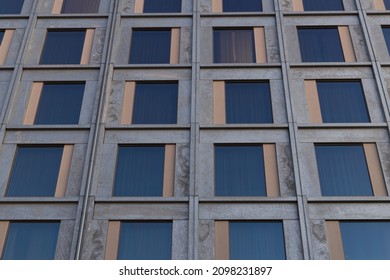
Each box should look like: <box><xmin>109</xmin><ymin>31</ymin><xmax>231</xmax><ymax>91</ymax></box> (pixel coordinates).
<box><xmin>1</xmin><ymin>222</ymin><xmax>60</xmax><ymax>260</ymax></box>
<box><xmin>0</xmin><ymin>0</ymin><xmax>24</xmax><ymax>14</ymax></box>
<box><xmin>385</xmin><ymin>0</ymin><xmax>390</xmax><ymax>9</ymax></box>
<box><xmin>339</xmin><ymin>221</ymin><xmax>390</xmax><ymax>260</ymax></box>
<box><xmin>129</xmin><ymin>29</ymin><xmax>176</xmax><ymax>64</ymax></box>
<box><xmin>0</xmin><ymin>30</ymin><xmax>4</xmax><ymax>43</ymax></box>
<box><xmin>143</xmin><ymin>0</ymin><xmax>181</xmax><ymax>13</ymax></box>
<box><xmin>33</xmin><ymin>83</ymin><xmax>85</xmax><ymax>125</ymax></box>
<box><xmin>222</xmin><ymin>0</ymin><xmax>262</xmax><ymax>12</ymax></box>
<box><xmin>225</xmin><ymin>81</ymin><xmax>272</xmax><ymax>124</ymax></box>
<box><xmin>215</xmin><ymin>145</ymin><xmax>266</xmax><ymax>196</ymax></box>
<box><xmin>382</xmin><ymin>27</ymin><xmax>390</xmax><ymax>55</ymax></box>
<box><xmin>61</xmin><ymin>0</ymin><xmax>100</xmax><ymax>14</ymax></box>
<box><xmin>316</xmin><ymin>81</ymin><xmax>370</xmax><ymax>123</ymax></box>
<box><xmin>215</xmin><ymin>221</ymin><xmax>286</xmax><ymax>260</ymax></box>
<box><xmin>298</xmin><ymin>27</ymin><xmax>344</xmax><ymax>62</ymax></box>
<box><xmin>116</xmin><ymin>221</ymin><xmax>172</xmax><ymax>260</ymax></box>
<box><xmin>130</xmin><ymin>82</ymin><xmax>178</xmax><ymax>124</ymax></box>
<box><xmin>302</xmin><ymin>0</ymin><xmax>343</xmax><ymax>11</ymax></box>
<box><xmin>113</xmin><ymin>145</ymin><xmax>175</xmax><ymax>197</ymax></box>
<box><xmin>315</xmin><ymin>145</ymin><xmax>373</xmax><ymax>196</ymax></box>
<box><xmin>214</xmin><ymin>29</ymin><xmax>256</xmax><ymax>63</ymax></box>
<box><xmin>40</xmin><ymin>30</ymin><xmax>86</xmax><ymax>64</ymax></box>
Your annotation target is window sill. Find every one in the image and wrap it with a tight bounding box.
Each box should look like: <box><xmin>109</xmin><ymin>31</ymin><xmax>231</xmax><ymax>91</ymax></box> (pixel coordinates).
<box><xmin>289</xmin><ymin>62</ymin><xmax>372</xmax><ymax>67</ymax></box>
<box><xmin>37</xmin><ymin>14</ymin><xmax>109</xmax><ymax>19</ymax></box>
<box><xmin>0</xmin><ymin>197</ymin><xmax>80</xmax><ymax>203</ymax></box>
<box><xmin>201</xmin><ymin>124</ymin><xmax>288</xmax><ymax>130</ymax></box>
<box><xmin>201</xmin><ymin>63</ymin><xmax>281</xmax><ymax>68</ymax></box>
<box><xmin>201</xmin><ymin>12</ymin><xmax>276</xmax><ymax>17</ymax></box>
<box><xmin>95</xmin><ymin>197</ymin><xmax>189</xmax><ymax>203</ymax></box>
<box><xmin>199</xmin><ymin>197</ymin><xmax>297</xmax><ymax>203</ymax></box>
<box><xmin>298</xmin><ymin>123</ymin><xmax>388</xmax><ymax>129</ymax></box>
<box><xmin>307</xmin><ymin>197</ymin><xmax>390</xmax><ymax>203</ymax></box>
<box><xmin>105</xmin><ymin>125</ymin><xmax>190</xmax><ymax>130</ymax></box>
<box><xmin>115</xmin><ymin>64</ymin><xmax>191</xmax><ymax>69</ymax></box>
<box><xmin>23</xmin><ymin>65</ymin><xmax>101</xmax><ymax>70</ymax></box>
<box><xmin>6</xmin><ymin>125</ymin><xmax>91</xmax><ymax>131</ymax></box>
<box><xmin>121</xmin><ymin>13</ymin><xmax>193</xmax><ymax>18</ymax></box>
<box><xmin>283</xmin><ymin>11</ymin><xmax>359</xmax><ymax>16</ymax></box>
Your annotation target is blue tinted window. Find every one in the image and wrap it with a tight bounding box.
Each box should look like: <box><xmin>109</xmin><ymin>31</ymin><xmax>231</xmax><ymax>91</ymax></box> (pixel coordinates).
<box><xmin>117</xmin><ymin>222</ymin><xmax>172</xmax><ymax>260</ymax></box>
<box><xmin>7</xmin><ymin>146</ymin><xmax>63</xmax><ymax>197</ymax></box>
<box><xmin>385</xmin><ymin>0</ymin><xmax>390</xmax><ymax>9</ymax></box>
<box><xmin>0</xmin><ymin>31</ymin><xmax>4</xmax><ymax>43</ymax></box>
<box><xmin>40</xmin><ymin>30</ymin><xmax>86</xmax><ymax>64</ymax></box>
<box><xmin>0</xmin><ymin>0</ymin><xmax>24</xmax><ymax>14</ymax></box>
<box><xmin>143</xmin><ymin>0</ymin><xmax>181</xmax><ymax>13</ymax></box>
<box><xmin>340</xmin><ymin>222</ymin><xmax>390</xmax><ymax>260</ymax></box>
<box><xmin>298</xmin><ymin>28</ymin><xmax>344</xmax><ymax>62</ymax></box>
<box><xmin>223</xmin><ymin>0</ymin><xmax>262</xmax><ymax>12</ymax></box>
<box><xmin>229</xmin><ymin>221</ymin><xmax>286</xmax><ymax>260</ymax></box>
<box><xmin>215</xmin><ymin>145</ymin><xmax>266</xmax><ymax>196</ymax></box>
<box><xmin>2</xmin><ymin>222</ymin><xmax>60</xmax><ymax>260</ymax></box>
<box><xmin>382</xmin><ymin>27</ymin><xmax>390</xmax><ymax>55</ymax></box>
<box><xmin>132</xmin><ymin>83</ymin><xmax>178</xmax><ymax>124</ymax></box>
<box><xmin>113</xmin><ymin>146</ymin><xmax>165</xmax><ymax>196</ymax></box>
<box><xmin>129</xmin><ymin>30</ymin><xmax>171</xmax><ymax>64</ymax></box>
<box><xmin>34</xmin><ymin>83</ymin><xmax>84</xmax><ymax>125</ymax></box>
<box><xmin>302</xmin><ymin>0</ymin><xmax>343</xmax><ymax>11</ymax></box>
<box><xmin>317</xmin><ymin>81</ymin><xmax>369</xmax><ymax>123</ymax></box>
<box><xmin>225</xmin><ymin>81</ymin><xmax>272</xmax><ymax>124</ymax></box>
<box><xmin>61</xmin><ymin>0</ymin><xmax>100</xmax><ymax>13</ymax></box>
<box><xmin>315</xmin><ymin>145</ymin><xmax>373</xmax><ymax>196</ymax></box>
<box><xmin>214</xmin><ymin>29</ymin><xmax>255</xmax><ymax>63</ymax></box>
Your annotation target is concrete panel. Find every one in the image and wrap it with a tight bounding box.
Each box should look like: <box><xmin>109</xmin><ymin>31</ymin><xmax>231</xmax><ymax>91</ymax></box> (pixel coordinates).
<box><xmin>266</xmin><ymin>26</ymin><xmax>280</xmax><ymax>63</ymax></box>
<box><xmin>198</xmin><ymin>220</ymin><xmax>215</xmax><ymax>260</ymax></box>
<box><xmin>198</xmin><ymin>80</ymin><xmax>213</xmax><ymax>125</ymax></box>
<box><xmin>0</xmin><ymin>204</ymin><xmax>77</xmax><ymax>220</ymax></box>
<box><xmin>200</xmin><ymin>129</ymin><xmax>290</xmax><ymax>143</ymax></box>
<box><xmin>0</xmin><ymin>144</ymin><xmax>17</xmax><ymax>197</ymax></box>
<box><xmin>175</xmin><ymin>144</ymin><xmax>190</xmax><ymax>197</ymax></box>
<box><xmin>104</xmin><ymin>130</ymin><xmax>190</xmax><ymax>144</ymax></box>
<box><xmin>197</xmin><ymin>143</ymin><xmax>215</xmax><ymax>197</ymax></box>
<box><xmin>81</xmin><ymin>219</ymin><xmax>109</xmax><ymax>260</ymax></box>
<box><xmin>199</xmin><ymin>0</ymin><xmax>212</xmax><ymax>13</ymax></box>
<box><xmin>298</xmin><ymin>143</ymin><xmax>322</xmax><ymax>197</ymax></box>
<box><xmin>66</xmin><ymin>144</ymin><xmax>87</xmax><ymax>197</ymax></box>
<box><xmin>96</xmin><ymin>143</ymin><xmax>117</xmax><ymax>197</ymax></box>
<box><xmin>283</xmin><ymin>220</ymin><xmax>304</xmax><ymax>260</ymax></box>
<box><xmin>121</xmin><ymin>0</ymin><xmax>135</xmax><ymax>14</ymax></box>
<box><xmin>55</xmin><ymin>220</ymin><xmax>75</xmax><ymax>260</ymax></box>
<box><xmin>4</xmin><ymin>130</ymin><xmax>90</xmax><ymax>144</ymax></box>
<box><xmin>199</xmin><ymin>203</ymin><xmax>299</xmax><ymax>219</ymax></box>
<box><xmin>375</xmin><ymin>142</ymin><xmax>390</xmax><ymax>195</ymax></box>
<box><xmin>308</xmin><ymin>203</ymin><xmax>390</xmax><ymax>219</ymax></box>
<box><xmin>201</xmin><ymin>16</ymin><xmax>276</xmax><ymax>28</ymax></box>
<box><xmin>79</xmin><ymin>80</ymin><xmax>99</xmax><ymax>125</ymax></box>
<box><xmin>113</xmin><ymin>69</ymin><xmax>192</xmax><ymax>81</ymax></box>
<box><xmin>277</xmin><ymin>143</ymin><xmax>296</xmax><ymax>197</ymax></box>
<box><xmin>94</xmin><ymin>203</ymin><xmax>189</xmax><ymax>220</ymax></box>
<box><xmin>309</xmin><ymin>220</ymin><xmax>330</xmax><ymax>260</ymax></box>
<box><xmin>362</xmin><ymin>78</ymin><xmax>385</xmax><ymax>123</ymax></box>
<box><xmin>4</xmin><ymin>29</ymin><xmax>25</xmax><ymax>65</ymax></box>
<box><xmin>172</xmin><ymin>220</ymin><xmax>188</xmax><ymax>260</ymax></box>
<box><xmin>270</xmin><ymin>79</ymin><xmax>287</xmax><ymax>124</ymax></box>
<box><xmin>298</xmin><ymin>128</ymin><xmax>389</xmax><ymax>143</ymax></box>
<box><xmin>349</xmin><ymin>25</ymin><xmax>369</xmax><ymax>62</ymax></box>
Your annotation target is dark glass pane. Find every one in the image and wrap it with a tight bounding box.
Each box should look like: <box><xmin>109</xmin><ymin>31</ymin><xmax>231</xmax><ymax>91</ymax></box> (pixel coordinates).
<box><xmin>317</xmin><ymin>81</ymin><xmax>370</xmax><ymax>123</ymax></box>
<box><xmin>7</xmin><ymin>146</ymin><xmax>63</xmax><ymax>197</ymax></box>
<box><xmin>298</xmin><ymin>28</ymin><xmax>344</xmax><ymax>62</ymax></box>
<box><xmin>230</xmin><ymin>222</ymin><xmax>286</xmax><ymax>260</ymax></box>
<box><xmin>61</xmin><ymin>0</ymin><xmax>100</xmax><ymax>13</ymax></box>
<box><xmin>0</xmin><ymin>0</ymin><xmax>24</xmax><ymax>14</ymax></box>
<box><xmin>35</xmin><ymin>83</ymin><xmax>85</xmax><ymax>125</ymax></box>
<box><xmin>215</xmin><ymin>145</ymin><xmax>266</xmax><ymax>196</ymax></box>
<box><xmin>382</xmin><ymin>27</ymin><xmax>390</xmax><ymax>55</ymax></box>
<box><xmin>113</xmin><ymin>146</ymin><xmax>165</xmax><ymax>196</ymax></box>
<box><xmin>225</xmin><ymin>82</ymin><xmax>273</xmax><ymax>124</ymax></box>
<box><xmin>214</xmin><ymin>29</ymin><xmax>255</xmax><ymax>63</ymax></box>
<box><xmin>117</xmin><ymin>222</ymin><xmax>172</xmax><ymax>260</ymax></box>
<box><xmin>2</xmin><ymin>222</ymin><xmax>60</xmax><ymax>260</ymax></box>
<box><xmin>129</xmin><ymin>30</ymin><xmax>171</xmax><ymax>64</ymax></box>
<box><xmin>340</xmin><ymin>222</ymin><xmax>390</xmax><ymax>260</ymax></box>
<box><xmin>303</xmin><ymin>0</ymin><xmax>343</xmax><ymax>11</ymax></box>
<box><xmin>0</xmin><ymin>31</ymin><xmax>4</xmax><ymax>44</ymax></box>
<box><xmin>143</xmin><ymin>0</ymin><xmax>181</xmax><ymax>13</ymax></box>
<box><xmin>385</xmin><ymin>0</ymin><xmax>390</xmax><ymax>9</ymax></box>
<box><xmin>223</xmin><ymin>0</ymin><xmax>262</xmax><ymax>12</ymax></box>
<box><xmin>315</xmin><ymin>145</ymin><xmax>373</xmax><ymax>196</ymax></box>
<box><xmin>40</xmin><ymin>30</ymin><xmax>86</xmax><ymax>64</ymax></box>
<box><xmin>132</xmin><ymin>83</ymin><xmax>178</xmax><ymax>124</ymax></box>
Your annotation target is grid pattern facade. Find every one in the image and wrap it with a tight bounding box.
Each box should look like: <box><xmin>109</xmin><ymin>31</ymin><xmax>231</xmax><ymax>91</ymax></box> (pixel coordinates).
<box><xmin>0</xmin><ymin>0</ymin><xmax>390</xmax><ymax>260</ymax></box>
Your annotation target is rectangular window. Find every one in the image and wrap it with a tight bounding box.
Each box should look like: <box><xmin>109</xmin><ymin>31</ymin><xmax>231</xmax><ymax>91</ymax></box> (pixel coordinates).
<box><xmin>143</xmin><ymin>0</ymin><xmax>181</xmax><ymax>13</ymax></box>
<box><xmin>315</xmin><ymin>145</ymin><xmax>373</xmax><ymax>196</ymax></box>
<box><xmin>385</xmin><ymin>0</ymin><xmax>390</xmax><ymax>9</ymax></box>
<box><xmin>6</xmin><ymin>145</ymin><xmax>73</xmax><ymax>197</ymax></box>
<box><xmin>0</xmin><ymin>0</ymin><xmax>24</xmax><ymax>14</ymax></box>
<box><xmin>122</xmin><ymin>82</ymin><xmax>178</xmax><ymax>125</ymax></box>
<box><xmin>224</xmin><ymin>81</ymin><xmax>272</xmax><ymax>124</ymax></box>
<box><xmin>339</xmin><ymin>221</ymin><xmax>390</xmax><ymax>260</ymax></box>
<box><xmin>214</xmin><ymin>29</ymin><xmax>256</xmax><ymax>63</ymax></box>
<box><xmin>60</xmin><ymin>0</ymin><xmax>100</xmax><ymax>14</ymax></box>
<box><xmin>298</xmin><ymin>27</ymin><xmax>345</xmax><ymax>62</ymax></box>
<box><xmin>0</xmin><ymin>31</ymin><xmax>4</xmax><ymax>43</ymax></box>
<box><xmin>302</xmin><ymin>0</ymin><xmax>343</xmax><ymax>11</ymax></box>
<box><xmin>382</xmin><ymin>27</ymin><xmax>390</xmax><ymax>55</ymax></box>
<box><xmin>215</xmin><ymin>221</ymin><xmax>286</xmax><ymax>260</ymax></box>
<box><xmin>315</xmin><ymin>81</ymin><xmax>370</xmax><ymax>123</ymax></box>
<box><xmin>40</xmin><ymin>30</ymin><xmax>86</xmax><ymax>64</ymax></box>
<box><xmin>113</xmin><ymin>145</ymin><xmax>175</xmax><ymax>197</ymax></box>
<box><xmin>129</xmin><ymin>29</ymin><xmax>180</xmax><ymax>64</ymax></box>
<box><xmin>1</xmin><ymin>222</ymin><xmax>60</xmax><ymax>260</ymax></box>
<box><xmin>222</xmin><ymin>0</ymin><xmax>262</xmax><ymax>12</ymax></box>
<box><xmin>30</xmin><ymin>83</ymin><xmax>85</xmax><ymax>125</ymax></box>
<box><xmin>214</xmin><ymin>144</ymin><xmax>280</xmax><ymax>197</ymax></box>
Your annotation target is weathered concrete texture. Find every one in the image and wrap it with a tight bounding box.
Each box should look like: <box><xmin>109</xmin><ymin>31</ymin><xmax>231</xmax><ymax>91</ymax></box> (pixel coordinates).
<box><xmin>0</xmin><ymin>203</ymin><xmax>77</xmax><ymax>220</ymax></box>
<box><xmin>81</xmin><ymin>219</ymin><xmax>109</xmax><ymax>260</ymax></box>
<box><xmin>366</xmin><ymin>15</ymin><xmax>390</xmax><ymax>63</ymax></box>
<box><xmin>0</xmin><ymin>144</ymin><xmax>17</xmax><ymax>196</ymax></box>
<box><xmin>308</xmin><ymin>202</ymin><xmax>390</xmax><ymax>219</ymax></box>
<box><xmin>175</xmin><ymin>144</ymin><xmax>190</xmax><ymax>197</ymax></box>
<box><xmin>277</xmin><ymin>143</ymin><xmax>296</xmax><ymax>196</ymax></box>
<box><xmin>172</xmin><ymin>220</ymin><xmax>189</xmax><ymax>259</ymax></box>
<box><xmin>283</xmin><ymin>220</ymin><xmax>304</xmax><ymax>259</ymax></box>
<box><xmin>309</xmin><ymin>220</ymin><xmax>330</xmax><ymax>260</ymax></box>
<box><xmin>198</xmin><ymin>220</ymin><xmax>214</xmax><ymax>260</ymax></box>
<box><xmin>66</xmin><ymin>144</ymin><xmax>87</xmax><ymax>197</ymax></box>
<box><xmin>298</xmin><ymin>143</ymin><xmax>322</xmax><ymax>197</ymax></box>
<box><xmin>4</xmin><ymin>130</ymin><xmax>90</xmax><ymax>144</ymax></box>
<box><xmin>377</xmin><ymin>142</ymin><xmax>390</xmax><ymax>195</ymax></box>
<box><xmin>104</xmin><ymin>130</ymin><xmax>190</xmax><ymax>144</ymax></box>
<box><xmin>55</xmin><ymin>220</ymin><xmax>75</xmax><ymax>260</ymax></box>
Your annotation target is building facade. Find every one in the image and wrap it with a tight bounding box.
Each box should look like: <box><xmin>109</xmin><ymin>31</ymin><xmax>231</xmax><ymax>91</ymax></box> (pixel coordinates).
<box><xmin>0</xmin><ymin>0</ymin><xmax>390</xmax><ymax>260</ymax></box>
